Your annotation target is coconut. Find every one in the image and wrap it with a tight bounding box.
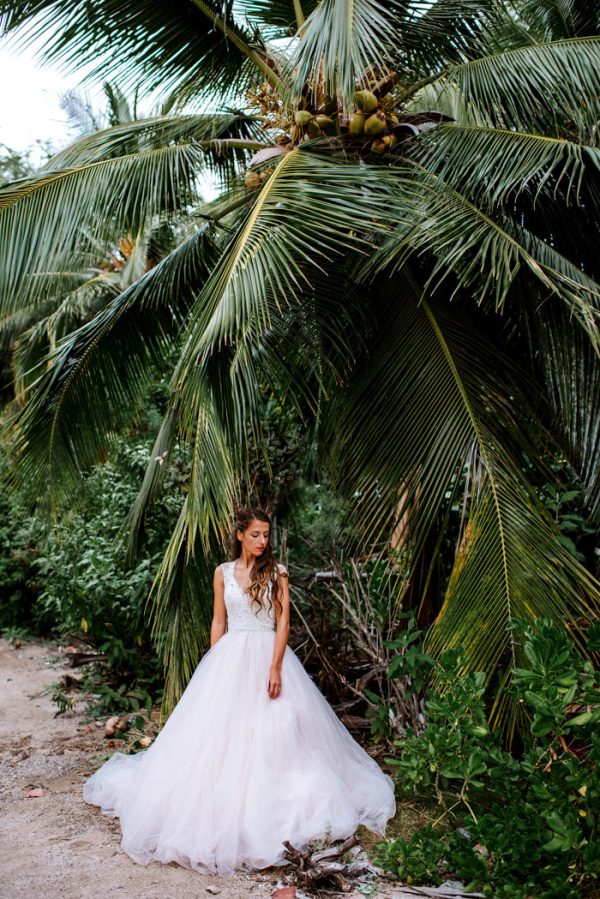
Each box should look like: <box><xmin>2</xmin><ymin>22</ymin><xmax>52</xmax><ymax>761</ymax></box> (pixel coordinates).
<box><xmin>370</xmin><ymin>138</ymin><xmax>387</xmax><ymax>155</ymax></box>
<box><xmin>348</xmin><ymin>113</ymin><xmax>366</xmax><ymax>135</ymax></box>
<box><xmin>364</xmin><ymin>111</ymin><xmax>386</xmax><ymax>136</ymax></box>
<box><xmin>294</xmin><ymin>110</ymin><xmax>313</xmax><ymax>127</ymax></box>
<box><xmin>314</xmin><ymin>114</ymin><xmax>335</xmax><ymax>134</ymax></box>
<box><xmin>354</xmin><ymin>90</ymin><xmax>378</xmax><ymax>113</ymax></box>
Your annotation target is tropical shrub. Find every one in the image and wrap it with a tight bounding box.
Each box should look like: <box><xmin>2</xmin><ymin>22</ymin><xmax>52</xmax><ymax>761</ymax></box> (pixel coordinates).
<box><xmin>376</xmin><ymin>619</ymin><xmax>600</xmax><ymax>897</ymax></box>
<box><xmin>0</xmin><ymin>436</ymin><xmax>183</xmax><ymax>711</ymax></box>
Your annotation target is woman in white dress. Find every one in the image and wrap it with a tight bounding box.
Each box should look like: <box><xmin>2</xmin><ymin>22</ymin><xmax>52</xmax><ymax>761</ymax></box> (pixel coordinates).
<box><xmin>83</xmin><ymin>507</ymin><xmax>396</xmax><ymax>874</ymax></box>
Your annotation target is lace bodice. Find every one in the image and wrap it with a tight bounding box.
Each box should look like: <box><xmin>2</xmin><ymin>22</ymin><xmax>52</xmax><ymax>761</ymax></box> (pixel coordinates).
<box><xmin>222</xmin><ymin>560</ymin><xmax>284</xmax><ymax>632</ymax></box>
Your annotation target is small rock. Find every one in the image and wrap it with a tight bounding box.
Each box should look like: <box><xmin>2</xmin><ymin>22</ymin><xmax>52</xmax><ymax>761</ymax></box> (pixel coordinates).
<box><xmin>24</xmin><ymin>788</ymin><xmax>45</xmax><ymax>798</ymax></box>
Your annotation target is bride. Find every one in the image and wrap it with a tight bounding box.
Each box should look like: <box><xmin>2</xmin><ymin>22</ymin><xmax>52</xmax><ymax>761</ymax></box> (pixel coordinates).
<box><xmin>83</xmin><ymin>507</ymin><xmax>396</xmax><ymax>874</ymax></box>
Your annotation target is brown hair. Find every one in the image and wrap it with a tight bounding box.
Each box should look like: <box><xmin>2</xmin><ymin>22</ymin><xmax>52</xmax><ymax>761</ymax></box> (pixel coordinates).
<box><xmin>228</xmin><ymin>507</ymin><xmax>286</xmax><ymax>619</ymax></box>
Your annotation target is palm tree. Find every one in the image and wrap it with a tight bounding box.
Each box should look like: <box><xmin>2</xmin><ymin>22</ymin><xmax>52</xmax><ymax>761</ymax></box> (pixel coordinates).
<box><xmin>0</xmin><ymin>0</ymin><xmax>599</xmax><ymax>726</ymax></box>
<box><xmin>0</xmin><ymin>82</ymin><xmax>211</xmax><ymax>400</ymax></box>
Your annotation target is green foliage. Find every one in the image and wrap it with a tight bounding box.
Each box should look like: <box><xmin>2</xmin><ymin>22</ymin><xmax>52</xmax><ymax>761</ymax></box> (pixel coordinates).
<box><xmin>79</xmin><ymin>677</ymin><xmax>155</xmax><ymax>719</ymax></box>
<box><xmin>0</xmin><ymin>487</ymin><xmax>44</xmax><ymax>631</ymax></box>
<box><xmin>0</xmin><ymin>434</ymin><xmax>182</xmax><ymax>713</ymax></box>
<box><xmin>44</xmin><ymin>680</ymin><xmax>76</xmax><ymax>714</ymax></box>
<box><xmin>384</xmin><ymin>615</ymin><xmax>436</xmax><ymax>698</ymax></box>
<box><xmin>540</xmin><ymin>482</ymin><xmax>596</xmax><ymax>564</ymax></box>
<box><xmin>1</xmin><ymin>0</ymin><xmax>600</xmax><ymax>721</ymax></box>
<box><xmin>364</xmin><ymin>611</ymin><xmax>435</xmax><ymax>743</ymax></box>
<box><xmin>376</xmin><ymin>619</ymin><xmax>600</xmax><ymax>897</ymax></box>
<box><xmin>377</xmin><ymin>824</ymin><xmax>447</xmax><ymax>887</ymax></box>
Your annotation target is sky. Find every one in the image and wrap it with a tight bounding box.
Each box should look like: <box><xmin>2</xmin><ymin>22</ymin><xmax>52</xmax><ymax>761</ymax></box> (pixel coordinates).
<box><xmin>0</xmin><ymin>37</ymin><xmax>219</xmax><ymax>198</ymax></box>
<box><xmin>0</xmin><ymin>40</ymin><xmax>102</xmax><ymax>160</ymax></box>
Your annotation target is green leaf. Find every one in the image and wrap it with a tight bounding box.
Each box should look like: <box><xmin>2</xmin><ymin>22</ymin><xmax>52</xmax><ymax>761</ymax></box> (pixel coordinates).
<box><xmin>367</xmin><ymin>165</ymin><xmax>600</xmax><ymax>347</ymax></box>
<box><xmin>0</xmin><ymin>0</ymin><xmax>274</xmax><ymax>101</ymax></box>
<box><xmin>6</xmin><ymin>223</ymin><xmax>221</xmax><ymax>507</ymax></box>
<box><xmin>411</xmin><ymin>123</ymin><xmax>600</xmax><ymax>208</ymax></box>
<box><xmin>436</xmin><ymin>36</ymin><xmax>600</xmax><ymax>137</ymax></box>
<box><xmin>286</xmin><ymin>0</ymin><xmax>402</xmax><ymax>105</ymax></box>
<box><xmin>324</xmin><ymin>272</ymin><xmax>600</xmax><ymax>733</ymax></box>
<box><xmin>0</xmin><ymin>114</ymin><xmax>267</xmax><ymax>312</ymax></box>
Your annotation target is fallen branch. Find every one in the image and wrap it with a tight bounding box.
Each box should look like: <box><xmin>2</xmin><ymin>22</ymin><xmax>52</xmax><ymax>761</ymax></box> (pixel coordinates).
<box><xmin>282</xmin><ymin>834</ymin><xmax>381</xmax><ymax>891</ymax></box>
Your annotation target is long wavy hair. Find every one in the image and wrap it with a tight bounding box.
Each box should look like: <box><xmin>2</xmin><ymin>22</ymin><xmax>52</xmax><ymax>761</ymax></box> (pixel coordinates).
<box><xmin>228</xmin><ymin>507</ymin><xmax>285</xmax><ymax>619</ymax></box>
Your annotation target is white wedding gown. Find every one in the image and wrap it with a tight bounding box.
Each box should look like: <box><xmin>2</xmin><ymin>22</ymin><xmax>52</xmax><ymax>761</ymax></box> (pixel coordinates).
<box><xmin>83</xmin><ymin>560</ymin><xmax>396</xmax><ymax>874</ymax></box>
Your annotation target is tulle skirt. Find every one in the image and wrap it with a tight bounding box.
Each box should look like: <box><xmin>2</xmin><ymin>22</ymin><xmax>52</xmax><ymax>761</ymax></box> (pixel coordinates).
<box><xmin>83</xmin><ymin>629</ymin><xmax>396</xmax><ymax>874</ymax></box>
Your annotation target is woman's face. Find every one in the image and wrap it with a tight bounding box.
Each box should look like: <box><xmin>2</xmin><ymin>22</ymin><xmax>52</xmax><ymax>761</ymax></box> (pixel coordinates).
<box><xmin>237</xmin><ymin>518</ymin><xmax>270</xmax><ymax>558</ymax></box>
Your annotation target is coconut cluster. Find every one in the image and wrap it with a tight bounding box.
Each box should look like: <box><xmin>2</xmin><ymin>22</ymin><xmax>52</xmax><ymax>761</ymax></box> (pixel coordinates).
<box><xmin>348</xmin><ymin>89</ymin><xmax>400</xmax><ymax>154</ymax></box>
<box><xmin>242</xmin><ymin>72</ymin><xmax>445</xmax><ymax>190</ymax></box>
<box><xmin>290</xmin><ymin>85</ymin><xmax>403</xmax><ymax>155</ymax></box>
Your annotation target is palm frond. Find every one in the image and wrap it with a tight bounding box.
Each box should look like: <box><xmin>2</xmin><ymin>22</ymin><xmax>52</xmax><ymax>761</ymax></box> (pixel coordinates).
<box><xmin>286</xmin><ymin>0</ymin><xmax>402</xmax><ymax>105</ymax></box>
<box><xmin>0</xmin><ymin>116</ymin><xmax>263</xmax><ymax>311</ymax></box>
<box><xmin>323</xmin><ymin>273</ymin><xmax>600</xmax><ymax>729</ymax></box>
<box><xmin>145</xmin><ymin>380</ymin><xmax>241</xmax><ymax>710</ymax></box>
<box><xmin>124</xmin><ymin>404</ymin><xmax>181</xmax><ymax>565</ymax></box>
<box><xmin>12</xmin><ymin>270</ymin><xmax>117</xmax><ymax>398</ymax></box>
<box><xmin>421</xmin><ymin>297</ymin><xmax>598</xmax><ymax>677</ymax></box>
<box><xmin>512</xmin><ymin>0</ymin><xmax>600</xmax><ymax>40</ymax></box>
<box><xmin>172</xmin><ymin>147</ymin><xmax>396</xmax><ymax>430</ymax></box>
<box><xmin>397</xmin><ymin>0</ymin><xmax>502</xmax><ymax>75</ymax></box>
<box><xmin>234</xmin><ymin>0</ymin><xmax>319</xmax><ymax>34</ymax></box>
<box><xmin>0</xmin><ymin>0</ymin><xmax>276</xmax><ymax>101</ymax></box>
<box><xmin>46</xmin><ymin>112</ymin><xmax>266</xmax><ymax>169</ymax></box>
<box><xmin>433</xmin><ymin>36</ymin><xmax>600</xmax><ymax>136</ymax></box>
<box><xmin>147</xmin><ymin>515</ymin><xmax>219</xmax><ymax>716</ymax></box>
<box><xmin>523</xmin><ymin>297</ymin><xmax>600</xmax><ymax>524</ymax></box>
<box><xmin>6</xmin><ymin>224</ymin><xmax>221</xmax><ymax>506</ymax></box>
<box><xmin>367</xmin><ymin>165</ymin><xmax>600</xmax><ymax>347</ymax></box>
<box><xmin>410</xmin><ymin>123</ymin><xmax>600</xmax><ymax>207</ymax></box>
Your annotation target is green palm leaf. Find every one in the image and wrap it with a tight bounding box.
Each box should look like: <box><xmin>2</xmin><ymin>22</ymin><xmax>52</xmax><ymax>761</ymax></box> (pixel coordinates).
<box><xmin>0</xmin><ymin>115</ymin><xmax>266</xmax><ymax>312</ymax></box>
<box><xmin>6</xmin><ymin>223</ymin><xmax>222</xmax><ymax>506</ymax></box>
<box><xmin>523</xmin><ymin>298</ymin><xmax>600</xmax><ymax>524</ymax></box>
<box><xmin>324</xmin><ymin>273</ymin><xmax>600</xmax><ymax>730</ymax></box>
<box><xmin>435</xmin><ymin>36</ymin><xmax>600</xmax><ymax>135</ymax></box>
<box><xmin>235</xmin><ymin>0</ymin><xmax>318</xmax><ymax>33</ymax></box>
<box><xmin>47</xmin><ymin>112</ymin><xmax>267</xmax><ymax>173</ymax></box>
<box><xmin>12</xmin><ymin>270</ymin><xmax>117</xmax><ymax>398</ymax></box>
<box><xmin>411</xmin><ymin>123</ymin><xmax>600</xmax><ymax>207</ymax></box>
<box><xmin>512</xmin><ymin>0</ymin><xmax>600</xmax><ymax>40</ymax></box>
<box><xmin>0</xmin><ymin>0</ymin><xmax>276</xmax><ymax>100</ymax></box>
<box><xmin>421</xmin><ymin>298</ymin><xmax>598</xmax><ymax>672</ymax></box>
<box><xmin>397</xmin><ymin>0</ymin><xmax>501</xmax><ymax>73</ymax></box>
<box><xmin>148</xmin><ymin>515</ymin><xmax>221</xmax><ymax>715</ymax></box>
<box><xmin>368</xmin><ymin>166</ymin><xmax>600</xmax><ymax>346</ymax></box>
<box><xmin>287</xmin><ymin>0</ymin><xmax>402</xmax><ymax>104</ymax></box>
<box><xmin>172</xmin><ymin>147</ymin><xmax>396</xmax><ymax>428</ymax></box>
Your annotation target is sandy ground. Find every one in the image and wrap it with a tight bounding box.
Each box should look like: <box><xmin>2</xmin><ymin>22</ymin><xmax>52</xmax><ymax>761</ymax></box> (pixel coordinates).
<box><xmin>0</xmin><ymin>639</ymin><xmax>403</xmax><ymax>899</ymax></box>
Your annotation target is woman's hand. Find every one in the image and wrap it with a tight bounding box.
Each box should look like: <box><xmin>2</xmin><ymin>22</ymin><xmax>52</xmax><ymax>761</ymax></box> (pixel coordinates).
<box><xmin>268</xmin><ymin>666</ymin><xmax>282</xmax><ymax>699</ymax></box>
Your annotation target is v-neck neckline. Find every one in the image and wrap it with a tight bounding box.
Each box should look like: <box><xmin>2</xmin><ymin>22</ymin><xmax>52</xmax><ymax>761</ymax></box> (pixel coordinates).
<box><xmin>232</xmin><ymin>560</ymin><xmax>251</xmax><ymax>595</ymax></box>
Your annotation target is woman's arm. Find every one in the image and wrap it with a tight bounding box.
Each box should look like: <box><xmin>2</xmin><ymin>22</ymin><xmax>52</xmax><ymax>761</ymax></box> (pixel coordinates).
<box><xmin>268</xmin><ymin>565</ymin><xmax>290</xmax><ymax>699</ymax></box>
<box><xmin>211</xmin><ymin>565</ymin><xmax>227</xmax><ymax>647</ymax></box>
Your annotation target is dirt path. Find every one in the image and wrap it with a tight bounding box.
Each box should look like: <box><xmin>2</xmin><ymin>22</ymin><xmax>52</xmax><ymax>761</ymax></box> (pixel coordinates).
<box><xmin>0</xmin><ymin>639</ymin><xmax>398</xmax><ymax>899</ymax></box>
